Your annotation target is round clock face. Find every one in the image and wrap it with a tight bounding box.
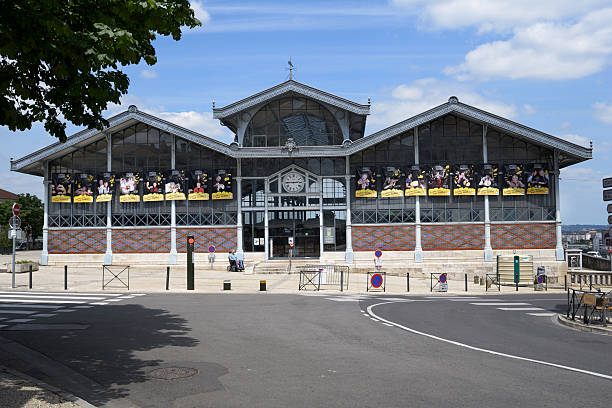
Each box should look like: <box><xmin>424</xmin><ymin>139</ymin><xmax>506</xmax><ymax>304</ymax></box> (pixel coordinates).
<box><xmin>282</xmin><ymin>171</ymin><xmax>305</xmax><ymax>193</ymax></box>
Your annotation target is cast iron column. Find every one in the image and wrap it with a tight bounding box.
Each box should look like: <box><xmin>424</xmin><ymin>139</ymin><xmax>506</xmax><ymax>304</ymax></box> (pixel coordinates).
<box><xmin>345</xmin><ymin>156</ymin><xmax>354</xmax><ymax>263</ymax></box>
<box><xmin>264</xmin><ymin>179</ymin><xmax>270</xmax><ymax>260</ymax></box>
<box><xmin>169</xmin><ymin>135</ymin><xmax>177</xmax><ymax>264</ymax></box>
<box><xmin>554</xmin><ymin>149</ymin><xmax>564</xmax><ymax>261</ymax></box>
<box><xmin>414</xmin><ymin>126</ymin><xmax>423</xmax><ymax>262</ymax></box>
<box><xmin>236</xmin><ymin>158</ymin><xmax>244</xmax><ymax>258</ymax></box>
<box><xmin>104</xmin><ymin>132</ymin><xmax>113</xmax><ymax>265</ymax></box>
<box><xmin>41</xmin><ymin>162</ymin><xmax>49</xmax><ymax>265</ymax></box>
<box><xmin>483</xmin><ymin>124</ymin><xmax>493</xmax><ymax>261</ymax></box>
<box><xmin>319</xmin><ymin>178</ymin><xmax>324</xmax><ymax>259</ymax></box>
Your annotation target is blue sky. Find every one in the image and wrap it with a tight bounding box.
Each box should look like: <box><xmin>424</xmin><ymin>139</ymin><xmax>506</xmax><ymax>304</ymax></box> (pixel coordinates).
<box><xmin>2</xmin><ymin>0</ymin><xmax>612</xmax><ymax>224</ymax></box>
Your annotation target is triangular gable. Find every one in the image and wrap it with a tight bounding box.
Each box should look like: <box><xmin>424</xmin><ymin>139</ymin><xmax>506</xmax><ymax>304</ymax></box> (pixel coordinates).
<box><xmin>346</xmin><ymin>97</ymin><xmax>591</xmax><ymax>167</ymax></box>
<box><xmin>213</xmin><ymin>79</ymin><xmax>370</xmax><ymax>119</ymax></box>
<box><xmin>11</xmin><ymin>106</ymin><xmax>232</xmax><ymax>176</ymax></box>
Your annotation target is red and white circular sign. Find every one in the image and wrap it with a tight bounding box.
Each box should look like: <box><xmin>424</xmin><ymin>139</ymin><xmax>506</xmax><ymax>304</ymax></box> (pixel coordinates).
<box><xmin>12</xmin><ymin>203</ymin><xmax>20</xmax><ymax>216</ymax></box>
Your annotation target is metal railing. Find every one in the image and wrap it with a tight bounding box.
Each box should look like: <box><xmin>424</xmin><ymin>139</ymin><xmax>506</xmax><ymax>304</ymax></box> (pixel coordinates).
<box><xmin>485</xmin><ymin>274</ymin><xmax>500</xmax><ymax>292</ymax></box>
<box><xmin>568</xmin><ymin>272</ymin><xmax>612</xmax><ymax>291</ymax></box>
<box><xmin>567</xmin><ymin>289</ymin><xmax>611</xmax><ymax>326</ymax></box>
<box><xmin>298</xmin><ymin>264</ymin><xmax>349</xmax><ymax>291</ymax></box>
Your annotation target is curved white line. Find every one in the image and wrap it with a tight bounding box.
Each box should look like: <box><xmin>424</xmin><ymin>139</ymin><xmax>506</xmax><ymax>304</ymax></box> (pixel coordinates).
<box><xmin>366</xmin><ymin>301</ymin><xmax>612</xmax><ymax>381</ymax></box>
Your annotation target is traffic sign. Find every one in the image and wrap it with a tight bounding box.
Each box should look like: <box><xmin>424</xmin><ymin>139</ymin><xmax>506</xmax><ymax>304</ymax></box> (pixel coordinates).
<box><xmin>288</xmin><ymin>237</ymin><xmax>294</xmax><ymax>247</ymax></box>
<box><xmin>537</xmin><ymin>274</ymin><xmax>544</xmax><ymax>284</ymax></box>
<box><xmin>605</xmin><ymin>189</ymin><xmax>612</xmax><ymax>201</ymax></box>
<box><xmin>8</xmin><ymin>216</ymin><xmax>20</xmax><ymax>229</ymax></box>
<box><xmin>603</xmin><ymin>177</ymin><xmax>612</xmax><ymax>189</ymax></box>
<box><xmin>371</xmin><ymin>273</ymin><xmax>383</xmax><ymax>288</ymax></box>
<box><xmin>208</xmin><ymin>245</ymin><xmax>215</xmax><ymax>253</ymax></box>
<box><xmin>439</xmin><ymin>273</ymin><xmax>447</xmax><ymax>283</ymax></box>
<box><xmin>375</xmin><ymin>250</ymin><xmax>382</xmax><ymax>258</ymax></box>
<box><xmin>12</xmin><ymin>203</ymin><xmax>20</xmax><ymax>216</ymax></box>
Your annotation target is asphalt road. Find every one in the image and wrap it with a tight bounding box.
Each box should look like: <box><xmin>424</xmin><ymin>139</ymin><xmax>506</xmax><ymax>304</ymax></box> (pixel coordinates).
<box><xmin>1</xmin><ymin>292</ymin><xmax>610</xmax><ymax>408</ymax></box>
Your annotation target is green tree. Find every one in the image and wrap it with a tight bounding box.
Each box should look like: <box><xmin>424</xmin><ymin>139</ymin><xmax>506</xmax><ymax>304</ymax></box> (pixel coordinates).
<box><xmin>0</xmin><ymin>1</ymin><xmax>201</xmax><ymax>142</ymax></box>
<box><xmin>0</xmin><ymin>194</ymin><xmax>44</xmax><ymax>244</ymax></box>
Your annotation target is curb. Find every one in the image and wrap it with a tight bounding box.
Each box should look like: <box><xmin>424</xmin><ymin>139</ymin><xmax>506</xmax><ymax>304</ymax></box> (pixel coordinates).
<box><xmin>557</xmin><ymin>314</ymin><xmax>612</xmax><ymax>336</ymax></box>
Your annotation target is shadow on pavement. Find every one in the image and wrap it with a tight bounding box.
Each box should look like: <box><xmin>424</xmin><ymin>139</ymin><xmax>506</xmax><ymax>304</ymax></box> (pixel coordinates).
<box><xmin>0</xmin><ymin>303</ymin><xmax>201</xmax><ymax>407</ymax></box>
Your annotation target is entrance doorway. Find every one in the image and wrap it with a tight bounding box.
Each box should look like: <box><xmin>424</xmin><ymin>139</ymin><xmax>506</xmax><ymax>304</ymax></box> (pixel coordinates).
<box><xmin>269</xmin><ymin>210</ymin><xmax>320</xmax><ymax>258</ymax></box>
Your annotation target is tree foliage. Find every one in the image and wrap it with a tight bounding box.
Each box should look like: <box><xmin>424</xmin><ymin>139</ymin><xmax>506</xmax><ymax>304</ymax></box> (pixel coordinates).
<box><xmin>0</xmin><ymin>193</ymin><xmax>44</xmax><ymax>240</ymax></box>
<box><xmin>0</xmin><ymin>1</ymin><xmax>201</xmax><ymax>141</ymax></box>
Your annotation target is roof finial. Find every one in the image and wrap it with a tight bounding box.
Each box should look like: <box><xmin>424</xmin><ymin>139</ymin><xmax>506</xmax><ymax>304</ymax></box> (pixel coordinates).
<box><xmin>287</xmin><ymin>57</ymin><xmax>295</xmax><ymax>80</ymax></box>
<box><xmin>590</xmin><ymin>140</ymin><xmax>593</xmax><ymax>149</ymax></box>
<box><xmin>367</xmin><ymin>97</ymin><xmax>371</xmax><ymax>106</ymax></box>
<box><xmin>212</xmin><ymin>100</ymin><xmax>215</xmax><ymax>109</ymax></box>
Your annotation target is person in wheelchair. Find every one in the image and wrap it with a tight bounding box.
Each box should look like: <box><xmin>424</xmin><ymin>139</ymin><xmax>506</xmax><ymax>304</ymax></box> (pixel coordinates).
<box><xmin>228</xmin><ymin>249</ymin><xmax>237</xmax><ymax>271</ymax></box>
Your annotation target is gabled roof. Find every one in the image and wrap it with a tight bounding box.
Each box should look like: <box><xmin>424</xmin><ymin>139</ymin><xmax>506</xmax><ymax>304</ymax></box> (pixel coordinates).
<box><xmin>11</xmin><ymin>106</ymin><xmax>232</xmax><ymax>176</ymax></box>
<box><xmin>345</xmin><ymin>96</ymin><xmax>592</xmax><ymax>167</ymax></box>
<box><xmin>212</xmin><ymin>79</ymin><xmax>371</xmax><ymax>119</ymax></box>
<box><xmin>0</xmin><ymin>188</ymin><xmax>18</xmax><ymax>200</ymax></box>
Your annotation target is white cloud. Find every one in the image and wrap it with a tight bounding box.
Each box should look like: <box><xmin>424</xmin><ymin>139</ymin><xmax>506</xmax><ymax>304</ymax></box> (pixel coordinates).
<box><xmin>593</xmin><ymin>101</ymin><xmax>612</xmax><ymax>124</ymax></box>
<box><xmin>140</xmin><ymin>69</ymin><xmax>158</xmax><ymax>79</ymax></box>
<box><xmin>445</xmin><ymin>7</ymin><xmax>612</xmax><ymax>80</ymax></box>
<box><xmin>522</xmin><ymin>104</ymin><xmax>535</xmax><ymax>115</ymax></box>
<box><xmin>367</xmin><ymin>78</ymin><xmax>516</xmax><ymax>132</ymax></box>
<box><xmin>190</xmin><ymin>1</ymin><xmax>211</xmax><ymax>24</ymax></box>
<box><xmin>559</xmin><ymin>166</ymin><xmax>608</xmax><ymax>224</ymax></box>
<box><xmin>560</xmin><ymin>134</ymin><xmax>589</xmax><ymax>147</ymax></box>
<box><xmin>391</xmin><ymin>0</ymin><xmax>607</xmax><ymax>33</ymax></box>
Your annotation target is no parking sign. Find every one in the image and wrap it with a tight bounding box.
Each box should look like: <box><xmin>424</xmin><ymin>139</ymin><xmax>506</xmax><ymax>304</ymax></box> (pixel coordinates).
<box><xmin>367</xmin><ymin>271</ymin><xmax>386</xmax><ymax>292</ymax></box>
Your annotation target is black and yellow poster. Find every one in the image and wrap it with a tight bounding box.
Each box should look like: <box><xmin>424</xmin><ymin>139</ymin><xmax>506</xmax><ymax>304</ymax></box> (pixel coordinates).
<box><xmin>503</xmin><ymin>165</ymin><xmax>525</xmax><ymax>196</ymax></box>
<box><xmin>51</xmin><ymin>173</ymin><xmax>72</xmax><ymax>203</ymax></box>
<box><xmin>453</xmin><ymin>165</ymin><xmax>476</xmax><ymax>196</ymax></box>
<box><xmin>211</xmin><ymin>170</ymin><xmax>233</xmax><ymax>200</ymax></box>
<box><xmin>188</xmin><ymin>170</ymin><xmax>209</xmax><ymax>200</ymax></box>
<box><xmin>381</xmin><ymin>167</ymin><xmax>404</xmax><ymax>198</ymax></box>
<box><xmin>95</xmin><ymin>173</ymin><xmax>114</xmax><ymax>202</ymax></box>
<box><xmin>427</xmin><ymin>165</ymin><xmax>451</xmax><ymax>196</ymax></box>
<box><xmin>74</xmin><ymin>173</ymin><xmax>94</xmax><ymax>203</ymax></box>
<box><xmin>477</xmin><ymin>164</ymin><xmax>499</xmax><ymax>196</ymax></box>
<box><xmin>119</xmin><ymin>172</ymin><xmax>140</xmax><ymax>203</ymax></box>
<box><xmin>143</xmin><ymin>172</ymin><xmax>164</xmax><ymax>202</ymax></box>
<box><xmin>526</xmin><ymin>164</ymin><xmax>549</xmax><ymax>195</ymax></box>
<box><xmin>404</xmin><ymin>166</ymin><xmax>427</xmax><ymax>196</ymax></box>
<box><xmin>165</xmin><ymin>169</ymin><xmax>186</xmax><ymax>200</ymax></box>
<box><xmin>355</xmin><ymin>167</ymin><xmax>377</xmax><ymax>198</ymax></box>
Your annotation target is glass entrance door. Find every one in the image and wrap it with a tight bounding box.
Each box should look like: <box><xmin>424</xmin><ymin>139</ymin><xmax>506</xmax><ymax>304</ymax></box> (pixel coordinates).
<box><xmin>269</xmin><ymin>210</ymin><xmax>320</xmax><ymax>258</ymax></box>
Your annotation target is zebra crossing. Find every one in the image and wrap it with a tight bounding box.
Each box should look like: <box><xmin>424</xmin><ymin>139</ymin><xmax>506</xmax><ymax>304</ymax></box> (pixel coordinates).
<box><xmin>468</xmin><ymin>299</ymin><xmax>557</xmax><ymax>317</ymax></box>
<box><xmin>0</xmin><ymin>291</ymin><xmax>145</xmax><ymax>330</ymax></box>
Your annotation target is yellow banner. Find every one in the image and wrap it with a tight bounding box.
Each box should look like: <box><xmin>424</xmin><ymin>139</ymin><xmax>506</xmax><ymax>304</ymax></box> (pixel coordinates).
<box><xmin>356</xmin><ymin>189</ymin><xmax>377</xmax><ymax>198</ymax></box>
<box><xmin>120</xmin><ymin>194</ymin><xmax>140</xmax><ymax>203</ymax></box>
<box><xmin>381</xmin><ymin>189</ymin><xmax>403</xmax><ymax>198</ymax></box>
<box><xmin>51</xmin><ymin>195</ymin><xmax>71</xmax><ymax>203</ymax></box>
<box><xmin>477</xmin><ymin>187</ymin><xmax>499</xmax><ymax>196</ymax></box>
<box><xmin>454</xmin><ymin>187</ymin><xmax>475</xmax><ymax>196</ymax></box>
<box><xmin>212</xmin><ymin>191</ymin><xmax>233</xmax><ymax>200</ymax></box>
<box><xmin>503</xmin><ymin>187</ymin><xmax>525</xmax><ymax>196</ymax></box>
<box><xmin>143</xmin><ymin>193</ymin><xmax>164</xmax><ymax>202</ymax></box>
<box><xmin>73</xmin><ymin>195</ymin><xmax>93</xmax><ymax>203</ymax></box>
<box><xmin>166</xmin><ymin>192</ymin><xmax>186</xmax><ymax>201</ymax></box>
<box><xmin>96</xmin><ymin>194</ymin><xmax>112</xmax><ymax>202</ymax></box>
<box><xmin>527</xmin><ymin>187</ymin><xmax>549</xmax><ymax>195</ymax></box>
<box><xmin>428</xmin><ymin>188</ymin><xmax>450</xmax><ymax>196</ymax></box>
<box><xmin>188</xmin><ymin>192</ymin><xmax>209</xmax><ymax>201</ymax></box>
<box><xmin>404</xmin><ymin>188</ymin><xmax>426</xmax><ymax>196</ymax></box>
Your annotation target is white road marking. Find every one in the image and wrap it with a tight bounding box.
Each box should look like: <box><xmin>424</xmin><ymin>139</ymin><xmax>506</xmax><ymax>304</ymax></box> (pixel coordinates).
<box><xmin>367</xmin><ymin>300</ymin><xmax>612</xmax><ymax>381</ymax></box>
<box><xmin>0</xmin><ymin>325</ymin><xmax>6</xmax><ymax>328</ymax></box>
<box><xmin>527</xmin><ymin>313</ymin><xmax>557</xmax><ymax>316</ymax></box>
<box><xmin>382</xmin><ymin>323</ymin><xmax>393</xmax><ymax>327</ymax></box>
<box><xmin>32</xmin><ymin>314</ymin><xmax>57</xmax><ymax>318</ymax></box>
<box><xmin>0</xmin><ymin>299</ymin><xmax>86</xmax><ymax>304</ymax></box>
<box><xmin>0</xmin><ymin>304</ymin><xmax>60</xmax><ymax>309</ymax></box>
<box><xmin>451</xmin><ymin>299</ymin><xmax>501</xmax><ymax>302</ymax></box>
<box><xmin>73</xmin><ymin>306</ymin><xmax>94</xmax><ymax>309</ymax></box>
<box><xmin>54</xmin><ymin>309</ymin><xmax>76</xmax><ymax>313</ymax></box>
<box><xmin>0</xmin><ymin>310</ymin><xmax>36</xmax><ymax>315</ymax></box>
<box><xmin>497</xmin><ymin>307</ymin><xmax>545</xmax><ymax>311</ymax></box>
<box><xmin>0</xmin><ymin>291</ymin><xmax>122</xmax><ymax>296</ymax></box>
<box><xmin>378</xmin><ymin>297</ymin><xmax>407</xmax><ymax>301</ymax></box>
<box><xmin>89</xmin><ymin>302</ymin><xmax>108</xmax><ymax>305</ymax></box>
<box><xmin>425</xmin><ymin>296</ymin><xmax>481</xmax><ymax>299</ymax></box>
<box><xmin>325</xmin><ymin>298</ymin><xmax>361</xmax><ymax>302</ymax></box>
<box><xmin>370</xmin><ymin>318</ymin><xmax>380</xmax><ymax>322</ymax></box>
<box><xmin>0</xmin><ymin>295</ymin><xmax>106</xmax><ymax>300</ymax></box>
<box><xmin>6</xmin><ymin>319</ymin><xmax>35</xmax><ymax>323</ymax></box>
<box><xmin>470</xmin><ymin>303</ymin><xmax>532</xmax><ymax>306</ymax></box>
<box><xmin>105</xmin><ymin>299</ymin><xmax>125</xmax><ymax>302</ymax></box>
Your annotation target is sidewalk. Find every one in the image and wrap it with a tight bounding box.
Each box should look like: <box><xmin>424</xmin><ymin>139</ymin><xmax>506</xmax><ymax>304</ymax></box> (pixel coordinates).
<box><xmin>0</xmin><ymin>366</ymin><xmax>80</xmax><ymax>408</ymax></box>
<box><xmin>0</xmin><ymin>262</ymin><xmax>568</xmax><ymax>295</ymax></box>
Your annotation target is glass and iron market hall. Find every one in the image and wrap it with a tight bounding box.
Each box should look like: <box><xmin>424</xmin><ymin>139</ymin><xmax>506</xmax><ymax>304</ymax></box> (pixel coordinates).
<box><xmin>11</xmin><ymin>80</ymin><xmax>591</xmax><ymax>269</ymax></box>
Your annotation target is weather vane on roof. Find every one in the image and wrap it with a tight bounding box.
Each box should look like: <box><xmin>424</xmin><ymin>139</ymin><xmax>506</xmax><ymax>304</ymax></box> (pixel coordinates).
<box><xmin>286</xmin><ymin>57</ymin><xmax>295</xmax><ymax>80</ymax></box>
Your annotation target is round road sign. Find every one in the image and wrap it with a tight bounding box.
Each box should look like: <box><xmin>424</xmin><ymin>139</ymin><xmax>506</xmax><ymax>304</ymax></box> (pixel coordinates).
<box><xmin>12</xmin><ymin>203</ymin><xmax>20</xmax><ymax>216</ymax></box>
<box><xmin>537</xmin><ymin>275</ymin><xmax>544</xmax><ymax>284</ymax></box>
<box><xmin>375</xmin><ymin>250</ymin><xmax>382</xmax><ymax>258</ymax></box>
<box><xmin>8</xmin><ymin>215</ymin><xmax>21</xmax><ymax>229</ymax></box>
<box><xmin>371</xmin><ymin>273</ymin><xmax>383</xmax><ymax>288</ymax></box>
<box><xmin>208</xmin><ymin>245</ymin><xmax>215</xmax><ymax>253</ymax></box>
<box><xmin>439</xmin><ymin>273</ymin><xmax>447</xmax><ymax>284</ymax></box>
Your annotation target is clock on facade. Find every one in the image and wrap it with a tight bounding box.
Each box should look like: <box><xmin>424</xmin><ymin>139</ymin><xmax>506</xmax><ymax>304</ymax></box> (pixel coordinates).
<box><xmin>282</xmin><ymin>171</ymin><xmax>305</xmax><ymax>193</ymax></box>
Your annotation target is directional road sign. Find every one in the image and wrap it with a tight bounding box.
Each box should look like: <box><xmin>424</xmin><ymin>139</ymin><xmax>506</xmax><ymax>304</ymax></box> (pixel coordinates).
<box><xmin>603</xmin><ymin>177</ymin><xmax>612</xmax><ymax>189</ymax></box>
<box><xmin>605</xmin><ymin>189</ymin><xmax>612</xmax><ymax>202</ymax></box>
<box><xmin>12</xmin><ymin>203</ymin><xmax>20</xmax><ymax>216</ymax></box>
<box><xmin>371</xmin><ymin>273</ymin><xmax>383</xmax><ymax>288</ymax></box>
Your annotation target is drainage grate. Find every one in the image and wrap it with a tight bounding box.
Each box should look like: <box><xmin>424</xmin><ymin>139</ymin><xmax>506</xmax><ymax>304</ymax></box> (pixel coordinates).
<box><xmin>146</xmin><ymin>367</ymin><xmax>199</xmax><ymax>380</ymax></box>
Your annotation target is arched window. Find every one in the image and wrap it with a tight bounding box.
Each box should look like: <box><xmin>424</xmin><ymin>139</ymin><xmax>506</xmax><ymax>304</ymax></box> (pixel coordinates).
<box><xmin>243</xmin><ymin>96</ymin><xmax>343</xmax><ymax>147</ymax></box>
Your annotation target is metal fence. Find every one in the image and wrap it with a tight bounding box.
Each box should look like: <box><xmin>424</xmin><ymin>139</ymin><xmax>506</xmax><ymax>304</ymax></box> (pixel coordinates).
<box><xmin>298</xmin><ymin>264</ymin><xmax>349</xmax><ymax>291</ymax></box>
<box><xmin>567</xmin><ymin>289</ymin><xmax>611</xmax><ymax>326</ymax></box>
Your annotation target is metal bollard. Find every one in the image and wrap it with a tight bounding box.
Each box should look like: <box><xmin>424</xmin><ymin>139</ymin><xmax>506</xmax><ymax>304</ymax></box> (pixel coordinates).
<box><xmin>589</xmin><ymin>275</ymin><xmax>592</xmax><ymax>291</ymax></box>
<box><xmin>260</xmin><ymin>280</ymin><xmax>266</xmax><ymax>291</ymax></box>
<box><xmin>29</xmin><ymin>264</ymin><xmax>32</xmax><ymax>289</ymax></box>
<box><xmin>465</xmin><ymin>274</ymin><xmax>468</xmax><ymax>292</ymax></box>
<box><xmin>64</xmin><ymin>265</ymin><xmax>68</xmax><ymax>290</ymax></box>
<box><xmin>340</xmin><ymin>270</ymin><xmax>343</xmax><ymax>292</ymax></box>
<box><xmin>564</xmin><ymin>275</ymin><xmax>567</xmax><ymax>291</ymax></box>
<box><xmin>406</xmin><ymin>272</ymin><xmax>410</xmax><ymax>292</ymax></box>
<box><xmin>166</xmin><ymin>266</ymin><xmax>170</xmax><ymax>291</ymax></box>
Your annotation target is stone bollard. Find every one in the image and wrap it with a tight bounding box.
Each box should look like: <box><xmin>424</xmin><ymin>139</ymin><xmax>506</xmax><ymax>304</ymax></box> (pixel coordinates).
<box><xmin>479</xmin><ymin>277</ymin><xmax>484</xmax><ymax>286</ymax></box>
